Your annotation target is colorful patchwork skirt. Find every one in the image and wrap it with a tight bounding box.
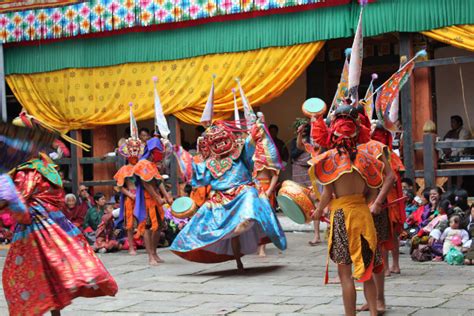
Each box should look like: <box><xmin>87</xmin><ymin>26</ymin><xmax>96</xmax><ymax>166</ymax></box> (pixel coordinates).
<box><xmin>3</xmin><ymin>205</ymin><xmax>118</xmax><ymax>316</ymax></box>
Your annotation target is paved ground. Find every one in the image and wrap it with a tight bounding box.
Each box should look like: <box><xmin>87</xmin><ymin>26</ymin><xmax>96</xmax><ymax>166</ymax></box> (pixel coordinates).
<box><xmin>0</xmin><ymin>231</ymin><xmax>473</xmax><ymax>315</ymax></box>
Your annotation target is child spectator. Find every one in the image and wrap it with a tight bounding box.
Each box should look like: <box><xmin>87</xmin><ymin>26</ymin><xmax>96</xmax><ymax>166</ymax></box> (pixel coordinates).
<box><xmin>83</xmin><ymin>192</ymin><xmax>107</xmax><ymax>244</ymax></box>
<box><xmin>94</xmin><ymin>204</ymin><xmax>122</xmax><ymax>253</ymax></box>
<box><xmin>440</xmin><ymin>215</ymin><xmax>469</xmax><ymax>257</ymax></box>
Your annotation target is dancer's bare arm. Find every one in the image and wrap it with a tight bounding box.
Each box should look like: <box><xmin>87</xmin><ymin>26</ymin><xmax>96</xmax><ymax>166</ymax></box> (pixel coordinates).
<box><xmin>158</xmin><ymin>182</ymin><xmax>173</xmax><ymax>204</ymax></box>
<box><xmin>370</xmin><ymin>152</ymin><xmax>395</xmax><ymax>214</ymax></box>
<box><xmin>142</xmin><ymin>182</ymin><xmax>165</xmax><ymax>205</ymax></box>
<box><xmin>312</xmin><ymin>184</ymin><xmax>333</xmax><ymax>220</ymax></box>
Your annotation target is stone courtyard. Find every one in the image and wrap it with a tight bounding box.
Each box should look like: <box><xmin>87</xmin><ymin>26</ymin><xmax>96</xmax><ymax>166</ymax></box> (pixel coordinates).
<box><xmin>1</xmin><ymin>230</ymin><xmax>472</xmax><ymax>315</ymax></box>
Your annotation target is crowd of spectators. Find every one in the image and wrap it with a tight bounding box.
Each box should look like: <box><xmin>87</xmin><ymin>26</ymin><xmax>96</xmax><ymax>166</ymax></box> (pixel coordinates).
<box><xmin>401</xmin><ymin>178</ymin><xmax>474</xmax><ymax>265</ymax></box>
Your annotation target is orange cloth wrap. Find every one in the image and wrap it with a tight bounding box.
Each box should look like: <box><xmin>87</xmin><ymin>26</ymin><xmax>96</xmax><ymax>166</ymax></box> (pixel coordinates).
<box><xmin>124</xmin><ymin>194</ymin><xmax>136</xmax><ymax>231</ymax></box>
<box><xmin>137</xmin><ymin>191</ymin><xmax>165</xmax><ymax>236</ymax></box>
<box><xmin>257</xmin><ymin>179</ymin><xmax>276</xmax><ymax>208</ymax></box>
<box><xmin>190</xmin><ymin>186</ymin><xmax>211</xmax><ymax>207</ymax></box>
<box><xmin>326</xmin><ymin>194</ymin><xmax>378</xmax><ymax>284</ymax></box>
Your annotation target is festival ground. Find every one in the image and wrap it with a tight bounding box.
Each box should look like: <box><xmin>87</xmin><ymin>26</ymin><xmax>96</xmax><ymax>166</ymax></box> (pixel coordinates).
<box><xmin>0</xmin><ymin>230</ymin><xmax>473</xmax><ymax>315</ymax></box>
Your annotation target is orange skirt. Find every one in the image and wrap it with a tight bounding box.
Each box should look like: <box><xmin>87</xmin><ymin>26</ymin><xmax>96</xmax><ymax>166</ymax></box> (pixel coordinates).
<box><xmin>326</xmin><ymin>195</ymin><xmax>380</xmax><ymax>284</ymax></box>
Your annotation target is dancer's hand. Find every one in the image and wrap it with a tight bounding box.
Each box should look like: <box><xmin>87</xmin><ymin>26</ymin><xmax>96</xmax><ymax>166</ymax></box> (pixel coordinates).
<box><xmin>311</xmin><ymin>208</ymin><xmax>323</xmax><ymax>221</ymax></box>
<box><xmin>370</xmin><ymin>201</ymin><xmax>382</xmax><ymax>215</ymax></box>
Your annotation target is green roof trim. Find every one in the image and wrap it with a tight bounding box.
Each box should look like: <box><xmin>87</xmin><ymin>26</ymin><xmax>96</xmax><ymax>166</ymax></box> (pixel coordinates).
<box><xmin>5</xmin><ymin>0</ymin><xmax>474</xmax><ymax>75</ymax></box>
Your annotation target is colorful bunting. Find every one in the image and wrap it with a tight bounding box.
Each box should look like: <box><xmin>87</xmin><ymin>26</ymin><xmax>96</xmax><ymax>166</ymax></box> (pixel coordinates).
<box><xmin>0</xmin><ymin>0</ymin><xmax>349</xmax><ymax>44</ymax></box>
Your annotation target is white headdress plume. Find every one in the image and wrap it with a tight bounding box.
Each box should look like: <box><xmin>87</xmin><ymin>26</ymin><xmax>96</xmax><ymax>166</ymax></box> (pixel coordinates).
<box><xmin>129</xmin><ymin>102</ymin><xmax>139</xmax><ymax>140</ymax></box>
<box><xmin>348</xmin><ymin>2</ymin><xmax>366</xmax><ymax>104</ymax></box>
<box><xmin>235</xmin><ymin>77</ymin><xmax>256</xmax><ymax>127</ymax></box>
<box><xmin>232</xmin><ymin>88</ymin><xmax>241</xmax><ymax>129</ymax></box>
<box><xmin>200</xmin><ymin>75</ymin><xmax>216</xmax><ymax>126</ymax></box>
<box><xmin>152</xmin><ymin>77</ymin><xmax>171</xmax><ymax>139</ymax></box>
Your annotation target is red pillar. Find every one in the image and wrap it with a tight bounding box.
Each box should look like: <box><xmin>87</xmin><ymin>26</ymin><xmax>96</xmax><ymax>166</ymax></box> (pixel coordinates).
<box><xmin>92</xmin><ymin>126</ymin><xmax>117</xmax><ymax>198</ymax></box>
<box><xmin>412</xmin><ymin>65</ymin><xmax>434</xmax><ymax>170</ymax></box>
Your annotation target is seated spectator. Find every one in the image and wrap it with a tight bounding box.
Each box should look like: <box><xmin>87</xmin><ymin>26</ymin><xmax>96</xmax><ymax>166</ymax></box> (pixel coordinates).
<box><xmin>419</xmin><ymin>187</ymin><xmax>442</xmax><ymax>229</ymax></box>
<box><xmin>83</xmin><ymin>193</ymin><xmax>107</xmax><ymax>244</ymax></box>
<box><xmin>401</xmin><ymin>178</ymin><xmax>414</xmax><ymax>192</ymax></box>
<box><xmin>421</xmin><ymin>199</ymin><xmax>450</xmax><ymax>236</ymax></box>
<box><xmin>93</xmin><ymin>204</ymin><xmax>121</xmax><ymax>253</ymax></box>
<box><xmin>77</xmin><ymin>185</ymin><xmax>95</xmax><ymax>217</ymax></box>
<box><xmin>440</xmin><ymin>215</ymin><xmax>469</xmax><ymax>257</ymax></box>
<box><xmin>452</xmin><ymin>189</ymin><xmax>470</xmax><ymax>218</ymax></box>
<box><xmin>406</xmin><ymin>188</ymin><xmax>430</xmax><ymax>232</ymax></box>
<box><xmin>63</xmin><ymin>193</ymin><xmax>87</xmax><ymax>228</ymax></box>
<box><xmin>443</xmin><ymin>115</ymin><xmax>471</xmax><ymax>157</ymax></box>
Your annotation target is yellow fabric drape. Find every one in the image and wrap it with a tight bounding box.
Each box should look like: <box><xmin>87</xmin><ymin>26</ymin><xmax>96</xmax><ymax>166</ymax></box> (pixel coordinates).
<box><xmin>422</xmin><ymin>25</ymin><xmax>474</xmax><ymax>51</ymax></box>
<box><xmin>7</xmin><ymin>42</ymin><xmax>324</xmax><ymax>130</ymax></box>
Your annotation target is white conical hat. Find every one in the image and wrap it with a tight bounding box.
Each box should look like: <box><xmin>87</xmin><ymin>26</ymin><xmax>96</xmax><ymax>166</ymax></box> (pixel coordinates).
<box><xmin>200</xmin><ymin>75</ymin><xmax>216</xmax><ymax>126</ymax></box>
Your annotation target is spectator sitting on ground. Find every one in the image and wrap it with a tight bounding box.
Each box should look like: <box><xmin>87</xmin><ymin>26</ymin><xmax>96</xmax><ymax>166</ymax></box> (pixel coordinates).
<box><xmin>443</xmin><ymin>115</ymin><xmax>471</xmax><ymax>157</ymax></box>
<box><xmin>93</xmin><ymin>204</ymin><xmax>122</xmax><ymax>253</ymax></box>
<box><xmin>64</xmin><ymin>193</ymin><xmax>87</xmax><ymax>228</ymax></box>
<box><xmin>418</xmin><ymin>187</ymin><xmax>442</xmax><ymax>230</ymax></box>
<box><xmin>83</xmin><ymin>192</ymin><xmax>107</xmax><ymax>244</ymax></box>
<box><xmin>406</xmin><ymin>187</ymin><xmax>431</xmax><ymax>235</ymax></box>
<box><xmin>77</xmin><ymin>185</ymin><xmax>95</xmax><ymax>217</ymax></box>
<box><xmin>452</xmin><ymin>189</ymin><xmax>470</xmax><ymax>219</ymax></box>
<box><xmin>440</xmin><ymin>215</ymin><xmax>469</xmax><ymax>259</ymax></box>
<box><xmin>401</xmin><ymin>178</ymin><xmax>414</xmax><ymax>192</ymax></box>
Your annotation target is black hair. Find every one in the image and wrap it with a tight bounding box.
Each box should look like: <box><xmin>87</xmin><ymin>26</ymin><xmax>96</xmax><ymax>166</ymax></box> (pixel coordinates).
<box><xmin>114</xmin><ymin>192</ymin><xmax>121</xmax><ymax>203</ymax></box>
<box><xmin>184</xmin><ymin>184</ymin><xmax>192</xmax><ymax>195</ymax></box>
<box><xmin>427</xmin><ymin>187</ymin><xmax>443</xmax><ymax>195</ymax></box>
<box><xmin>422</xmin><ymin>188</ymin><xmax>431</xmax><ymax>201</ymax></box>
<box><xmin>439</xmin><ymin>199</ymin><xmax>451</xmax><ymax>212</ymax></box>
<box><xmin>454</xmin><ymin>189</ymin><xmax>469</xmax><ymax>211</ymax></box>
<box><xmin>139</xmin><ymin>127</ymin><xmax>150</xmax><ymax>134</ymax></box>
<box><xmin>124</xmin><ymin>127</ymin><xmax>131</xmax><ymax>137</ymax></box>
<box><xmin>451</xmin><ymin>115</ymin><xmax>463</xmax><ymax>126</ymax></box>
<box><xmin>93</xmin><ymin>192</ymin><xmax>105</xmax><ymax>202</ymax></box>
<box><xmin>268</xmin><ymin>124</ymin><xmax>279</xmax><ymax>132</ymax></box>
<box><xmin>401</xmin><ymin>177</ymin><xmax>413</xmax><ymax>187</ymax></box>
<box><xmin>441</xmin><ymin>189</ymin><xmax>456</xmax><ymax>205</ymax></box>
<box><xmin>196</xmin><ymin>126</ymin><xmax>205</xmax><ymax>133</ymax></box>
